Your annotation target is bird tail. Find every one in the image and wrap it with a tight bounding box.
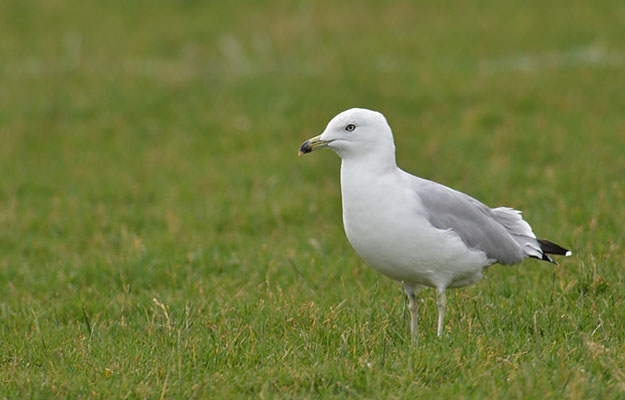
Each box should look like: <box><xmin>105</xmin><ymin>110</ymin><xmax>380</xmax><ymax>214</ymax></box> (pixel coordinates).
<box><xmin>532</xmin><ymin>238</ymin><xmax>572</xmax><ymax>264</ymax></box>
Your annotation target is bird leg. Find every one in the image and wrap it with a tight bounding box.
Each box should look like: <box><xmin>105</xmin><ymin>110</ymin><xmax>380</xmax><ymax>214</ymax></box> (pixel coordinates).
<box><xmin>436</xmin><ymin>288</ymin><xmax>447</xmax><ymax>337</ymax></box>
<box><xmin>403</xmin><ymin>284</ymin><xmax>423</xmax><ymax>340</ymax></box>
<box><xmin>408</xmin><ymin>292</ymin><xmax>418</xmax><ymax>339</ymax></box>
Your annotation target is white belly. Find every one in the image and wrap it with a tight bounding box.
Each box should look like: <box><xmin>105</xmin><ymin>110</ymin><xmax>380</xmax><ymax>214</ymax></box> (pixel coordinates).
<box><xmin>341</xmin><ymin>168</ymin><xmax>490</xmax><ymax>290</ymax></box>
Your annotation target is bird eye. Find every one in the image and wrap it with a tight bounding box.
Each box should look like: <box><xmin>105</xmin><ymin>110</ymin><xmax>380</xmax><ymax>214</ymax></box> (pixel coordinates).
<box><xmin>345</xmin><ymin>124</ymin><xmax>356</xmax><ymax>132</ymax></box>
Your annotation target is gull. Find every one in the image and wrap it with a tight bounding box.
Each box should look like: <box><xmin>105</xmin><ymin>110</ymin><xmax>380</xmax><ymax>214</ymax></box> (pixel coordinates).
<box><xmin>299</xmin><ymin>108</ymin><xmax>571</xmax><ymax>338</ymax></box>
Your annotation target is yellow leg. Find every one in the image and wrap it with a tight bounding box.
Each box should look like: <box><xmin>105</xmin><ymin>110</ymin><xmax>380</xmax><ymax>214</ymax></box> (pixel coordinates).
<box><xmin>436</xmin><ymin>288</ymin><xmax>447</xmax><ymax>337</ymax></box>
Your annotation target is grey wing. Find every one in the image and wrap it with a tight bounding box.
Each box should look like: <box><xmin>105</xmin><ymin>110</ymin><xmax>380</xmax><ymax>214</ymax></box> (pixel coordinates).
<box><xmin>414</xmin><ymin>178</ymin><xmax>542</xmax><ymax>265</ymax></box>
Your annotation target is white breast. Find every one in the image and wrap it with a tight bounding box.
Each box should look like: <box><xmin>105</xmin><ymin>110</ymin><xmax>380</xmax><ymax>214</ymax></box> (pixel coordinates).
<box><xmin>340</xmin><ymin>163</ymin><xmax>490</xmax><ymax>289</ymax></box>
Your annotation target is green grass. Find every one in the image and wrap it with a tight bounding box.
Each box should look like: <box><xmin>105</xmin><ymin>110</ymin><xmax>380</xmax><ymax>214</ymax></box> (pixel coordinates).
<box><xmin>1</xmin><ymin>0</ymin><xmax>625</xmax><ymax>398</ymax></box>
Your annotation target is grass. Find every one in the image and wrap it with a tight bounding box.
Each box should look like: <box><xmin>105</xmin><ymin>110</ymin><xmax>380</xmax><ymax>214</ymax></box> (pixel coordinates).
<box><xmin>1</xmin><ymin>0</ymin><xmax>625</xmax><ymax>398</ymax></box>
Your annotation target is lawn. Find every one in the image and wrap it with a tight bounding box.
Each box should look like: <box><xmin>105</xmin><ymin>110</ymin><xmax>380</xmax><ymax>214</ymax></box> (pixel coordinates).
<box><xmin>1</xmin><ymin>0</ymin><xmax>625</xmax><ymax>398</ymax></box>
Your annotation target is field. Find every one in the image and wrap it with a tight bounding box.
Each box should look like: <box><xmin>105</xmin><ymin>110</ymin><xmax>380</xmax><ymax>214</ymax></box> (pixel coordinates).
<box><xmin>1</xmin><ymin>0</ymin><xmax>625</xmax><ymax>398</ymax></box>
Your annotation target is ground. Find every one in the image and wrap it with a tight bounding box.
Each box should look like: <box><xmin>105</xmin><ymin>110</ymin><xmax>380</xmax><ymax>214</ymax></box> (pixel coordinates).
<box><xmin>1</xmin><ymin>0</ymin><xmax>625</xmax><ymax>398</ymax></box>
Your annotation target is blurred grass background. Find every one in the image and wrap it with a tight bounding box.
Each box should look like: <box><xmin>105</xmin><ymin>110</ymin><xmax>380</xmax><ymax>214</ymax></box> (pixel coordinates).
<box><xmin>1</xmin><ymin>0</ymin><xmax>624</xmax><ymax>398</ymax></box>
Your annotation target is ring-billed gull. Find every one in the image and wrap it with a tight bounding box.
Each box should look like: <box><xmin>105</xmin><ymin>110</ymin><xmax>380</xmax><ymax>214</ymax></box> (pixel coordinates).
<box><xmin>299</xmin><ymin>108</ymin><xmax>571</xmax><ymax>338</ymax></box>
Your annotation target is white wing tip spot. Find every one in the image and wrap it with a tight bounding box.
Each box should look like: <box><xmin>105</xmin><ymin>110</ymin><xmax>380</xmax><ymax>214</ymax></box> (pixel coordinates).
<box><xmin>565</xmin><ymin>250</ymin><xmax>572</xmax><ymax>257</ymax></box>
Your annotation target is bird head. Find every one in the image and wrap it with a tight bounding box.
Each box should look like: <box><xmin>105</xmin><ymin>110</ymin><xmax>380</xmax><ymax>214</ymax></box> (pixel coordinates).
<box><xmin>299</xmin><ymin>108</ymin><xmax>396</xmax><ymax>164</ymax></box>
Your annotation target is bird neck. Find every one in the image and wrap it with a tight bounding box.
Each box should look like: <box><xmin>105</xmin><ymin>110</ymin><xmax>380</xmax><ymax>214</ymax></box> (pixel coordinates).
<box><xmin>339</xmin><ymin>147</ymin><xmax>398</xmax><ymax>176</ymax></box>
<box><xmin>339</xmin><ymin>155</ymin><xmax>399</xmax><ymax>194</ymax></box>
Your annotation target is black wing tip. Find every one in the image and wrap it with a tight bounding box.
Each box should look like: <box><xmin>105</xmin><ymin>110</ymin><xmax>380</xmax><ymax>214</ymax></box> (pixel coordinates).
<box><xmin>530</xmin><ymin>253</ymin><xmax>558</xmax><ymax>265</ymax></box>
<box><xmin>535</xmin><ymin>238</ymin><xmax>572</xmax><ymax>264</ymax></box>
<box><xmin>538</xmin><ymin>238</ymin><xmax>571</xmax><ymax>255</ymax></box>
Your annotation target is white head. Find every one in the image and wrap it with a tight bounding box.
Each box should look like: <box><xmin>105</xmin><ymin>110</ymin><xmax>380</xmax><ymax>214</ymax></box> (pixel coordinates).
<box><xmin>299</xmin><ymin>108</ymin><xmax>397</xmax><ymax>166</ymax></box>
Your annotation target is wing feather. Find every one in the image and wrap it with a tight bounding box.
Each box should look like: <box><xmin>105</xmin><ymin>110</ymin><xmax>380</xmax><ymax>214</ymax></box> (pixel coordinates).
<box><xmin>412</xmin><ymin>177</ymin><xmax>538</xmax><ymax>265</ymax></box>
